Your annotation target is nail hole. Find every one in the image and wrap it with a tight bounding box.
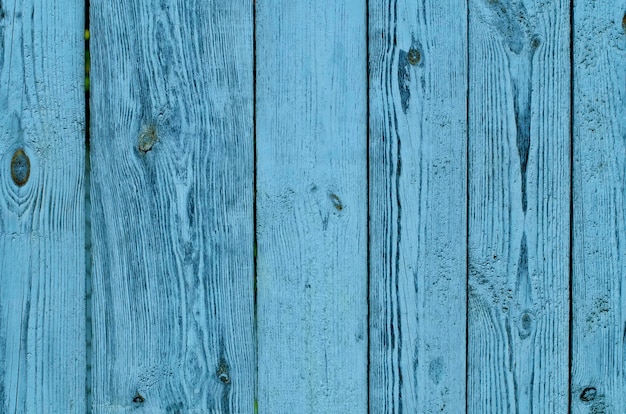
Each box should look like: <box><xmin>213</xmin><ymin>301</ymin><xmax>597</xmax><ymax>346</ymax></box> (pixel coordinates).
<box><xmin>133</xmin><ymin>392</ymin><xmax>145</xmax><ymax>403</ymax></box>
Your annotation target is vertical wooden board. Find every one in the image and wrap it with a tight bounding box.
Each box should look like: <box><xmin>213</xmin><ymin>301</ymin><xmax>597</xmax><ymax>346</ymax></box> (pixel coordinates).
<box><xmin>90</xmin><ymin>1</ymin><xmax>254</xmax><ymax>412</ymax></box>
<box><xmin>468</xmin><ymin>0</ymin><xmax>570</xmax><ymax>412</ymax></box>
<box><xmin>571</xmin><ymin>1</ymin><xmax>626</xmax><ymax>412</ymax></box>
<box><xmin>368</xmin><ymin>1</ymin><xmax>467</xmax><ymax>412</ymax></box>
<box><xmin>256</xmin><ymin>1</ymin><xmax>368</xmax><ymax>412</ymax></box>
<box><xmin>0</xmin><ymin>1</ymin><xmax>85</xmax><ymax>412</ymax></box>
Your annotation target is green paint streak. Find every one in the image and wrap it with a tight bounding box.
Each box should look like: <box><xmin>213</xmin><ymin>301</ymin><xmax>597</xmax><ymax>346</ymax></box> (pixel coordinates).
<box><xmin>85</xmin><ymin>30</ymin><xmax>90</xmax><ymax>92</ymax></box>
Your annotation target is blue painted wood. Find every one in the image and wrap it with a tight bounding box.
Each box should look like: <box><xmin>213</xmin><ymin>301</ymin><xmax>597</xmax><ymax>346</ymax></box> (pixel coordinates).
<box><xmin>572</xmin><ymin>2</ymin><xmax>626</xmax><ymax>412</ymax></box>
<box><xmin>256</xmin><ymin>1</ymin><xmax>368</xmax><ymax>412</ymax></box>
<box><xmin>468</xmin><ymin>0</ymin><xmax>571</xmax><ymax>412</ymax></box>
<box><xmin>2</xmin><ymin>2</ymin><xmax>626</xmax><ymax>413</ymax></box>
<box><xmin>0</xmin><ymin>0</ymin><xmax>86</xmax><ymax>412</ymax></box>
<box><xmin>368</xmin><ymin>1</ymin><xmax>468</xmax><ymax>412</ymax></box>
<box><xmin>90</xmin><ymin>1</ymin><xmax>255</xmax><ymax>411</ymax></box>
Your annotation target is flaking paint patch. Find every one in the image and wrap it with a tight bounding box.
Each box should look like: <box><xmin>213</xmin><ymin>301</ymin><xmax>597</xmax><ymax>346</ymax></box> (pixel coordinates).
<box><xmin>397</xmin><ymin>39</ymin><xmax>424</xmax><ymax>114</ymax></box>
<box><xmin>428</xmin><ymin>357</ymin><xmax>443</xmax><ymax>384</ymax></box>
<box><xmin>482</xmin><ymin>0</ymin><xmax>533</xmax><ymax>54</ymax></box>
<box><xmin>398</xmin><ymin>50</ymin><xmax>411</xmax><ymax>113</ymax></box>
<box><xmin>516</xmin><ymin>233</ymin><xmax>530</xmax><ymax>299</ymax></box>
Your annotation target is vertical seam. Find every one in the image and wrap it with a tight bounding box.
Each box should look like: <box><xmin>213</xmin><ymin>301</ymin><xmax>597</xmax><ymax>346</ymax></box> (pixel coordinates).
<box><xmin>568</xmin><ymin>0</ymin><xmax>575</xmax><ymax>411</ymax></box>
<box><xmin>84</xmin><ymin>0</ymin><xmax>92</xmax><ymax>411</ymax></box>
<box><xmin>465</xmin><ymin>0</ymin><xmax>471</xmax><ymax>412</ymax></box>
<box><xmin>252</xmin><ymin>1</ymin><xmax>259</xmax><ymax>412</ymax></box>
<box><xmin>366</xmin><ymin>0</ymin><xmax>371</xmax><ymax>412</ymax></box>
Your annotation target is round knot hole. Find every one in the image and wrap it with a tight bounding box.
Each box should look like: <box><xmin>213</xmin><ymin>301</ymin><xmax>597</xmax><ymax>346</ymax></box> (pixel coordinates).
<box><xmin>138</xmin><ymin>125</ymin><xmax>158</xmax><ymax>153</ymax></box>
<box><xmin>217</xmin><ymin>359</ymin><xmax>231</xmax><ymax>384</ymax></box>
<box><xmin>11</xmin><ymin>148</ymin><xmax>30</xmax><ymax>186</ymax></box>
<box><xmin>407</xmin><ymin>48</ymin><xmax>421</xmax><ymax>65</ymax></box>
<box><xmin>219</xmin><ymin>372</ymin><xmax>230</xmax><ymax>384</ymax></box>
<box><xmin>133</xmin><ymin>392</ymin><xmax>145</xmax><ymax>403</ymax></box>
<box><xmin>329</xmin><ymin>193</ymin><xmax>343</xmax><ymax>211</ymax></box>
<box><xmin>517</xmin><ymin>311</ymin><xmax>534</xmax><ymax>339</ymax></box>
<box><xmin>580</xmin><ymin>387</ymin><xmax>597</xmax><ymax>402</ymax></box>
<box><xmin>531</xmin><ymin>36</ymin><xmax>541</xmax><ymax>49</ymax></box>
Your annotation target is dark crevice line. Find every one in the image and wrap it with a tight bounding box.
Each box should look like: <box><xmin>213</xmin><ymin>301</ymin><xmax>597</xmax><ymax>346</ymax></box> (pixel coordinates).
<box><xmin>383</xmin><ymin>2</ymin><xmax>396</xmax><ymax>411</ymax></box>
<box><xmin>465</xmin><ymin>7</ymin><xmax>470</xmax><ymax>414</ymax></box>
<box><xmin>84</xmin><ymin>0</ymin><xmax>92</xmax><ymax>412</ymax></box>
<box><xmin>365</xmin><ymin>0</ymin><xmax>371</xmax><ymax>412</ymax></box>
<box><xmin>568</xmin><ymin>1</ymin><xmax>574</xmax><ymax>412</ymax></box>
<box><xmin>252</xmin><ymin>0</ymin><xmax>258</xmax><ymax>412</ymax></box>
<box><xmin>390</xmin><ymin>2</ymin><xmax>404</xmax><ymax>411</ymax></box>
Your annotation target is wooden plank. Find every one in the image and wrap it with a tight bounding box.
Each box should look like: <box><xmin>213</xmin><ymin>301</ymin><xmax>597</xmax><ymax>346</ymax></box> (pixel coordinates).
<box><xmin>255</xmin><ymin>1</ymin><xmax>368</xmax><ymax>412</ymax></box>
<box><xmin>89</xmin><ymin>2</ymin><xmax>254</xmax><ymax>412</ymax></box>
<box><xmin>0</xmin><ymin>0</ymin><xmax>85</xmax><ymax>412</ymax></box>
<box><xmin>467</xmin><ymin>1</ymin><xmax>571</xmax><ymax>412</ymax></box>
<box><xmin>368</xmin><ymin>1</ymin><xmax>467</xmax><ymax>412</ymax></box>
<box><xmin>571</xmin><ymin>2</ymin><xmax>626</xmax><ymax>412</ymax></box>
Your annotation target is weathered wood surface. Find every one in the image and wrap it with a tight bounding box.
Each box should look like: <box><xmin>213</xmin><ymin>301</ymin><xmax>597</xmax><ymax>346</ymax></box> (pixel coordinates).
<box><xmin>0</xmin><ymin>1</ymin><xmax>86</xmax><ymax>413</ymax></box>
<box><xmin>0</xmin><ymin>1</ymin><xmax>85</xmax><ymax>413</ymax></box>
<box><xmin>90</xmin><ymin>1</ymin><xmax>254</xmax><ymax>412</ymax></box>
<box><xmin>3</xmin><ymin>2</ymin><xmax>626</xmax><ymax>412</ymax></box>
<box><xmin>571</xmin><ymin>2</ymin><xmax>626</xmax><ymax>413</ymax></box>
<box><xmin>255</xmin><ymin>1</ymin><xmax>368</xmax><ymax>412</ymax></box>
<box><xmin>468</xmin><ymin>0</ymin><xmax>571</xmax><ymax>412</ymax></box>
<box><xmin>368</xmin><ymin>1</ymin><xmax>468</xmax><ymax>412</ymax></box>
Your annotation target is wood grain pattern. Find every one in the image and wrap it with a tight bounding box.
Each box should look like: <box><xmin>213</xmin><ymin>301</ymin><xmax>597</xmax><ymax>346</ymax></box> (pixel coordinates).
<box><xmin>467</xmin><ymin>0</ymin><xmax>571</xmax><ymax>412</ymax></box>
<box><xmin>90</xmin><ymin>1</ymin><xmax>254</xmax><ymax>412</ymax></box>
<box><xmin>255</xmin><ymin>1</ymin><xmax>368</xmax><ymax>412</ymax></box>
<box><xmin>571</xmin><ymin>1</ymin><xmax>626</xmax><ymax>412</ymax></box>
<box><xmin>368</xmin><ymin>1</ymin><xmax>468</xmax><ymax>412</ymax></box>
<box><xmin>0</xmin><ymin>1</ymin><xmax>85</xmax><ymax>412</ymax></box>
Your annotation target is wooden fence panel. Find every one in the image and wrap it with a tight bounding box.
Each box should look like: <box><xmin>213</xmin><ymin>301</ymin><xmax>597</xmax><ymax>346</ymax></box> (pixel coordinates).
<box><xmin>0</xmin><ymin>1</ymin><xmax>85</xmax><ymax>412</ymax></box>
<box><xmin>467</xmin><ymin>0</ymin><xmax>571</xmax><ymax>412</ymax></box>
<box><xmin>255</xmin><ymin>1</ymin><xmax>368</xmax><ymax>412</ymax></box>
<box><xmin>3</xmin><ymin>2</ymin><xmax>626</xmax><ymax>412</ymax></box>
<box><xmin>89</xmin><ymin>1</ymin><xmax>254</xmax><ymax>412</ymax></box>
<box><xmin>571</xmin><ymin>2</ymin><xmax>626</xmax><ymax>412</ymax></box>
<box><xmin>368</xmin><ymin>1</ymin><xmax>468</xmax><ymax>412</ymax></box>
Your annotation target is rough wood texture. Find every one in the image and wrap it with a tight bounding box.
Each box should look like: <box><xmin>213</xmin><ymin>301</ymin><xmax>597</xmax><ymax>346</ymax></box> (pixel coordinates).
<box><xmin>468</xmin><ymin>0</ymin><xmax>571</xmax><ymax>412</ymax></box>
<box><xmin>0</xmin><ymin>1</ymin><xmax>85</xmax><ymax>412</ymax></box>
<box><xmin>90</xmin><ymin>1</ymin><xmax>254</xmax><ymax>412</ymax></box>
<box><xmin>572</xmin><ymin>2</ymin><xmax>626</xmax><ymax>412</ymax></box>
<box><xmin>255</xmin><ymin>1</ymin><xmax>368</xmax><ymax>412</ymax></box>
<box><xmin>368</xmin><ymin>1</ymin><xmax>468</xmax><ymax>412</ymax></box>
